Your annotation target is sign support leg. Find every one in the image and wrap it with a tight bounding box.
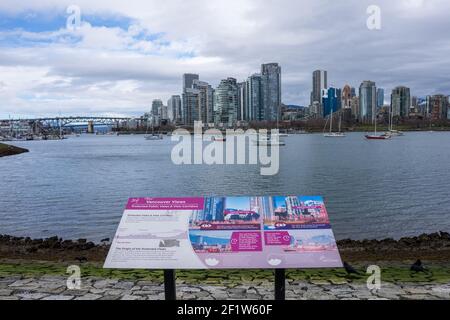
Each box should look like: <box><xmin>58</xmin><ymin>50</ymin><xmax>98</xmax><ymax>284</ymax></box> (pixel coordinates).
<box><xmin>274</xmin><ymin>269</ymin><xmax>286</xmax><ymax>300</ymax></box>
<box><xmin>164</xmin><ymin>269</ymin><xmax>176</xmax><ymax>300</ymax></box>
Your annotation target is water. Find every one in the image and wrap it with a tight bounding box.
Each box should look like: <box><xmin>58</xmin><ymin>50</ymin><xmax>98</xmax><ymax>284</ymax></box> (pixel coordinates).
<box><xmin>1</xmin><ymin>132</ymin><xmax>449</xmax><ymax>242</ymax></box>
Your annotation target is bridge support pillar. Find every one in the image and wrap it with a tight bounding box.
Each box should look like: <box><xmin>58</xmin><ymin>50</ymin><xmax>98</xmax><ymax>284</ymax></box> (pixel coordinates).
<box><xmin>87</xmin><ymin>121</ymin><xmax>95</xmax><ymax>134</ymax></box>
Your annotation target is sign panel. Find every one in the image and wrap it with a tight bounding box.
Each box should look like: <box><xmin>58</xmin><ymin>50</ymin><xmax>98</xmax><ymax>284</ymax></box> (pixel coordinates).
<box><xmin>104</xmin><ymin>196</ymin><xmax>343</xmax><ymax>269</ymax></box>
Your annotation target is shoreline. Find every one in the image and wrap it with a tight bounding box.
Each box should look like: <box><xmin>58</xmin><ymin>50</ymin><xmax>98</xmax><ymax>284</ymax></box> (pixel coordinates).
<box><xmin>0</xmin><ymin>143</ymin><xmax>29</xmax><ymax>157</ymax></box>
<box><xmin>1</xmin><ymin>232</ymin><xmax>450</xmax><ymax>264</ymax></box>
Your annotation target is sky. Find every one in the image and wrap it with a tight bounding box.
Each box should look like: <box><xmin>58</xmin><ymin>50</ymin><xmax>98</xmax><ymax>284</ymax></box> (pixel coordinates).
<box><xmin>0</xmin><ymin>0</ymin><xmax>449</xmax><ymax>119</ymax></box>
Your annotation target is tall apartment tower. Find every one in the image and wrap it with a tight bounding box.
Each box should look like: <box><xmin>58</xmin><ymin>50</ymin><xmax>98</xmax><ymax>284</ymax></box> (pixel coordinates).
<box><xmin>311</xmin><ymin>70</ymin><xmax>327</xmax><ymax>118</ymax></box>
<box><xmin>183</xmin><ymin>73</ymin><xmax>199</xmax><ymax>91</ymax></box>
<box><xmin>214</xmin><ymin>78</ymin><xmax>239</xmax><ymax>127</ymax></box>
<box><xmin>359</xmin><ymin>81</ymin><xmax>377</xmax><ymax>123</ymax></box>
<box><xmin>192</xmin><ymin>80</ymin><xmax>215</xmax><ymax>124</ymax></box>
<box><xmin>246</xmin><ymin>74</ymin><xmax>263</xmax><ymax>121</ymax></box>
<box><xmin>391</xmin><ymin>86</ymin><xmax>411</xmax><ymax>118</ymax></box>
<box><xmin>261</xmin><ymin>63</ymin><xmax>282</xmax><ymax>122</ymax></box>
<box><xmin>167</xmin><ymin>95</ymin><xmax>182</xmax><ymax>123</ymax></box>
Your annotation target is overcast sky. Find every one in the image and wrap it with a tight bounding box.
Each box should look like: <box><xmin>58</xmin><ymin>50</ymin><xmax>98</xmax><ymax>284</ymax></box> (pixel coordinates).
<box><xmin>0</xmin><ymin>0</ymin><xmax>449</xmax><ymax>118</ymax></box>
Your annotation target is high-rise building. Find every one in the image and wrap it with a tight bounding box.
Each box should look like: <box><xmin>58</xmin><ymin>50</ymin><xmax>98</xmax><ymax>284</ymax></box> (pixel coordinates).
<box><xmin>246</xmin><ymin>74</ymin><xmax>263</xmax><ymax>121</ymax></box>
<box><xmin>168</xmin><ymin>95</ymin><xmax>182</xmax><ymax>124</ymax></box>
<box><xmin>411</xmin><ymin>96</ymin><xmax>419</xmax><ymax>114</ymax></box>
<box><xmin>261</xmin><ymin>63</ymin><xmax>282</xmax><ymax>122</ymax></box>
<box><xmin>160</xmin><ymin>105</ymin><xmax>168</xmax><ymax>120</ymax></box>
<box><xmin>237</xmin><ymin>82</ymin><xmax>247</xmax><ymax>121</ymax></box>
<box><xmin>391</xmin><ymin>86</ymin><xmax>411</xmax><ymax>118</ymax></box>
<box><xmin>192</xmin><ymin>80</ymin><xmax>214</xmax><ymax>124</ymax></box>
<box><xmin>336</xmin><ymin>88</ymin><xmax>342</xmax><ymax>111</ymax></box>
<box><xmin>342</xmin><ymin>85</ymin><xmax>353</xmax><ymax>109</ymax></box>
<box><xmin>426</xmin><ymin>94</ymin><xmax>449</xmax><ymax>120</ymax></box>
<box><xmin>322</xmin><ymin>87</ymin><xmax>340</xmax><ymax>118</ymax></box>
<box><xmin>377</xmin><ymin>88</ymin><xmax>385</xmax><ymax>109</ymax></box>
<box><xmin>311</xmin><ymin>70</ymin><xmax>327</xmax><ymax>117</ymax></box>
<box><xmin>203</xmin><ymin>197</ymin><xmax>225</xmax><ymax>222</ymax></box>
<box><xmin>181</xmin><ymin>74</ymin><xmax>214</xmax><ymax>126</ymax></box>
<box><xmin>183</xmin><ymin>73</ymin><xmax>199</xmax><ymax>91</ymax></box>
<box><xmin>214</xmin><ymin>78</ymin><xmax>239</xmax><ymax>127</ymax></box>
<box><xmin>182</xmin><ymin>88</ymin><xmax>201</xmax><ymax>126</ymax></box>
<box><xmin>152</xmin><ymin>99</ymin><xmax>163</xmax><ymax>116</ymax></box>
<box><xmin>151</xmin><ymin>99</ymin><xmax>164</xmax><ymax>124</ymax></box>
<box><xmin>182</xmin><ymin>74</ymin><xmax>201</xmax><ymax>126</ymax></box>
<box><xmin>350</xmin><ymin>96</ymin><xmax>360</xmax><ymax>119</ymax></box>
<box><xmin>285</xmin><ymin>196</ymin><xmax>301</xmax><ymax>216</ymax></box>
<box><xmin>259</xmin><ymin>197</ymin><xmax>275</xmax><ymax>222</ymax></box>
<box><xmin>359</xmin><ymin>81</ymin><xmax>377</xmax><ymax>123</ymax></box>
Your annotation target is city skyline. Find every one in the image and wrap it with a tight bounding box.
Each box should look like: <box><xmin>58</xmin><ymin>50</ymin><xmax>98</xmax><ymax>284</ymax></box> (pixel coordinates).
<box><xmin>1</xmin><ymin>1</ymin><xmax>450</xmax><ymax>119</ymax></box>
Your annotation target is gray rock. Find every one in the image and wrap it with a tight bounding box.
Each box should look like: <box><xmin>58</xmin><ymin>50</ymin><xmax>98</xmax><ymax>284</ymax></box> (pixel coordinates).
<box><xmin>9</xmin><ymin>279</ymin><xmax>34</xmax><ymax>287</ymax></box>
<box><xmin>93</xmin><ymin>279</ymin><xmax>117</xmax><ymax>289</ymax></box>
<box><xmin>17</xmin><ymin>292</ymin><xmax>49</xmax><ymax>300</ymax></box>
<box><xmin>113</xmin><ymin>282</ymin><xmax>135</xmax><ymax>290</ymax></box>
<box><xmin>121</xmin><ymin>294</ymin><xmax>145</xmax><ymax>300</ymax></box>
<box><xmin>75</xmin><ymin>293</ymin><xmax>103</xmax><ymax>300</ymax></box>
<box><xmin>0</xmin><ymin>289</ymin><xmax>13</xmax><ymax>296</ymax></box>
<box><xmin>0</xmin><ymin>296</ymin><xmax>20</xmax><ymax>300</ymax></box>
<box><xmin>42</xmin><ymin>295</ymin><xmax>74</xmax><ymax>300</ymax></box>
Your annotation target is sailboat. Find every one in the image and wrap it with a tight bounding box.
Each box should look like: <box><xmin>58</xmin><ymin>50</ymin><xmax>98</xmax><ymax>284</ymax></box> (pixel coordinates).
<box><xmin>144</xmin><ymin>117</ymin><xmax>163</xmax><ymax>141</ymax></box>
<box><xmin>324</xmin><ymin>110</ymin><xmax>346</xmax><ymax>137</ymax></box>
<box><xmin>365</xmin><ymin>117</ymin><xmax>391</xmax><ymax>140</ymax></box>
<box><xmin>384</xmin><ymin>105</ymin><xmax>404</xmax><ymax>137</ymax></box>
<box><xmin>254</xmin><ymin>109</ymin><xmax>286</xmax><ymax>146</ymax></box>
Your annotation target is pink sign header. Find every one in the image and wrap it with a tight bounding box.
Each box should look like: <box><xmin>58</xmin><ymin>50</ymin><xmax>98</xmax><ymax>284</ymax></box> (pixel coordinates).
<box><xmin>126</xmin><ymin>197</ymin><xmax>205</xmax><ymax>210</ymax></box>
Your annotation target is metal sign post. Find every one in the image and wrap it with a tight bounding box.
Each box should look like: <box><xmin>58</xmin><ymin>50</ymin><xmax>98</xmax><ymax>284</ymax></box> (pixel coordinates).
<box><xmin>164</xmin><ymin>269</ymin><xmax>177</xmax><ymax>300</ymax></box>
<box><xmin>274</xmin><ymin>269</ymin><xmax>286</xmax><ymax>300</ymax></box>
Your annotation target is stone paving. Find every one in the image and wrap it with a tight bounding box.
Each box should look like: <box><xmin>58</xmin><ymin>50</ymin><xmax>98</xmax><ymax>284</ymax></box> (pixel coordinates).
<box><xmin>1</xmin><ymin>276</ymin><xmax>450</xmax><ymax>300</ymax></box>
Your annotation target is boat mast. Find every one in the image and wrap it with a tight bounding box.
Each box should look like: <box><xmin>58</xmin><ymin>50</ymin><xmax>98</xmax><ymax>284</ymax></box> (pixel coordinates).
<box><xmin>338</xmin><ymin>113</ymin><xmax>342</xmax><ymax>133</ymax></box>
<box><xmin>374</xmin><ymin>116</ymin><xmax>377</xmax><ymax>135</ymax></box>
<box><xmin>390</xmin><ymin>103</ymin><xmax>393</xmax><ymax>132</ymax></box>
<box><xmin>329</xmin><ymin>107</ymin><xmax>333</xmax><ymax>133</ymax></box>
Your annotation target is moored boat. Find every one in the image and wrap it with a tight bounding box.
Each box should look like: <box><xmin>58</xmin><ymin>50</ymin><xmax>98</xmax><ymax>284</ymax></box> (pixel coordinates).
<box><xmin>365</xmin><ymin>134</ymin><xmax>391</xmax><ymax>140</ymax></box>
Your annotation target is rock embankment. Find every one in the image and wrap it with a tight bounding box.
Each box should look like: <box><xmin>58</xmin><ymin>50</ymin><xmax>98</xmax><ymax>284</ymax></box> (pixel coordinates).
<box><xmin>1</xmin><ymin>232</ymin><xmax>450</xmax><ymax>263</ymax></box>
<box><xmin>0</xmin><ymin>143</ymin><xmax>29</xmax><ymax>157</ymax></box>
<box><xmin>337</xmin><ymin>232</ymin><xmax>450</xmax><ymax>262</ymax></box>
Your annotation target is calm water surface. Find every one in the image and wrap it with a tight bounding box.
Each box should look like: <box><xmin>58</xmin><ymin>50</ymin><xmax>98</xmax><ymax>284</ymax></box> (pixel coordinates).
<box><xmin>1</xmin><ymin>132</ymin><xmax>449</xmax><ymax>241</ymax></box>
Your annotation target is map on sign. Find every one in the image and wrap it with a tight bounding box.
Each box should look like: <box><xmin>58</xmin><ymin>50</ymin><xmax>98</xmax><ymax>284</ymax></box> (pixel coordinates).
<box><xmin>104</xmin><ymin>196</ymin><xmax>343</xmax><ymax>269</ymax></box>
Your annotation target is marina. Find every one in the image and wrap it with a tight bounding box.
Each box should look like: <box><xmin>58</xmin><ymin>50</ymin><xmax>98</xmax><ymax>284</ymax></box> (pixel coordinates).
<box><xmin>1</xmin><ymin>132</ymin><xmax>450</xmax><ymax>242</ymax></box>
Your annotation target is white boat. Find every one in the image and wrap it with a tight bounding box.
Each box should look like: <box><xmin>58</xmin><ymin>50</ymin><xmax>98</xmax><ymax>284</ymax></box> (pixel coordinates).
<box><xmin>385</xmin><ymin>105</ymin><xmax>405</xmax><ymax>137</ymax></box>
<box><xmin>254</xmin><ymin>140</ymin><xmax>286</xmax><ymax>146</ymax></box>
<box><xmin>275</xmin><ymin>133</ymin><xmax>289</xmax><ymax>137</ymax></box>
<box><xmin>253</xmin><ymin>135</ymin><xmax>286</xmax><ymax>146</ymax></box>
<box><xmin>384</xmin><ymin>130</ymin><xmax>404</xmax><ymax>137</ymax></box>
<box><xmin>324</xmin><ymin>132</ymin><xmax>346</xmax><ymax>138</ymax></box>
<box><xmin>145</xmin><ymin>134</ymin><xmax>163</xmax><ymax>140</ymax></box>
<box><xmin>324</xmin><ymin>110</ymin><xmax>346</xmax><ymax>137</ymax></box>
<box><xmin>144</xmin><ymin>116</ymin><xmax>163</xmax><ymax>141</ymax></box>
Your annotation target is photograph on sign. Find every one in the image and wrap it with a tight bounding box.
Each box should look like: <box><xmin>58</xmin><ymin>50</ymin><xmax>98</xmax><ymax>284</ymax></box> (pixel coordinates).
<box><xmin>104</xmin><ymin>196</ymin><xmax>343</xmax><ymax>269</ymax></box>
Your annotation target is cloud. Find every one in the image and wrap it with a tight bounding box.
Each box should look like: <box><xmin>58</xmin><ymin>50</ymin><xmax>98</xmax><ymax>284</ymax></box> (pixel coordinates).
<box><xmin>0</xmin><ymin>0</ymin><xmax>450</xmax><ymax>118</ymax></box>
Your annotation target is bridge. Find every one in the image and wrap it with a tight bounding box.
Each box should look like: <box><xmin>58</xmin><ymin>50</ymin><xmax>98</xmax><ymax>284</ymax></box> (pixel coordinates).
<box><xmin>0</xmin><ymin>116</ymin><xmax>138</xmax><ymax>138</ymax></box>
<box><xmin>0</xmin><ymin>116</ymin><xmax>133</xmax><ymax>126</ymax></box>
